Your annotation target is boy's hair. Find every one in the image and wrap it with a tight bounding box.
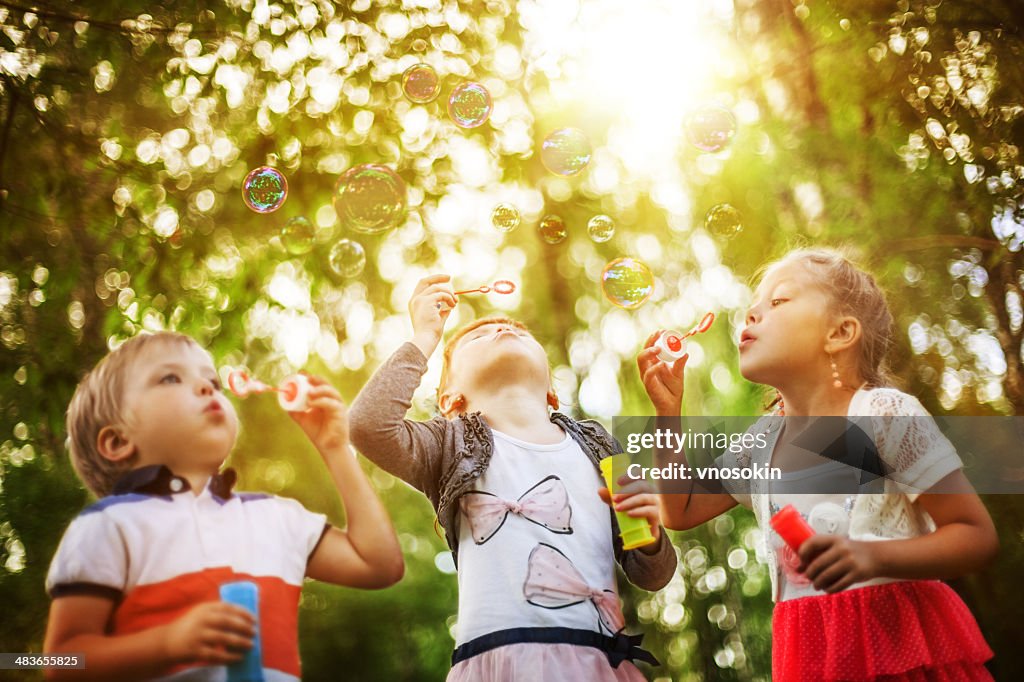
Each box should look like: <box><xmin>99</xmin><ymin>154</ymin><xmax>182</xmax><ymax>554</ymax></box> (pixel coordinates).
<box><xmin>438</xmin><ymin>316</ymin><xmax>530</xmax><ymax>401</ymax></box>
<box><xmin>67</xmin><ymin>331</ymin><xmax>202</xmax><ymax>497</ymax></box>
<box><xmin>763</xmin><ymin>247</ymin><xmax>895</xmax><ymax>388</ymax></box>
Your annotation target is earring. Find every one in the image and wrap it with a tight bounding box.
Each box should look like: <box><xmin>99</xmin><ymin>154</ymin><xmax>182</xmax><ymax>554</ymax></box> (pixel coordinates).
<box><xmin>775</xmin><ymin>390</ymin><xmax>785</xmax><ymax>416</ymax></box>
<box><xmin>829</xmin><ymin>354</ymin><xmax>843</xmax><ymax>389</ymax></box>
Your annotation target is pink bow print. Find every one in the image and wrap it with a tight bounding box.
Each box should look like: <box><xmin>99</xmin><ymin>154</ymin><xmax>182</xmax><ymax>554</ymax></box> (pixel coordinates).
<box><xmin>523</xmin><ymin>543</ymin><xmax>625</xmax><ymax>634</ymax></box>
<box><xmin>460</xmin><ymin>475</ymin><xmax>573</xmax><ymax>545</ymax></box>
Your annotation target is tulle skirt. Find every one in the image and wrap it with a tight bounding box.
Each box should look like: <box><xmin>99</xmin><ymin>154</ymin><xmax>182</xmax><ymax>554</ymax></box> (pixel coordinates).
<box><xmin>773</xmin><ymin>580</ymin><xmax>993</xmax><ymax>681</ymax></box>
<box><xmin>446</xmin><ymin>643</ymin><xmax>646</xmax><ymax>682</ymax></box>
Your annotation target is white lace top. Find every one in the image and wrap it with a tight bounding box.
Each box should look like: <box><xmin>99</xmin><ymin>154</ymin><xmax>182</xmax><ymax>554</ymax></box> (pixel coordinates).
<box><xmin>720</xmin><ymin>387</ymin><xmax>963</xmax><ymax>601</ymax></box>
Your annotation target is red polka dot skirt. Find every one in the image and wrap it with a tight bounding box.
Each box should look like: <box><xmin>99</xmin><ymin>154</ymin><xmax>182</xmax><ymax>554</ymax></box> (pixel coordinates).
<box><xmin>773</xmin><ymin>581</ymin><xmax>993</xmax><ymax>681</ymax></box>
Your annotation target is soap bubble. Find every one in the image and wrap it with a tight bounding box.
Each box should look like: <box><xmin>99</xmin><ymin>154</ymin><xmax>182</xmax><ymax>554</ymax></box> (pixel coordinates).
<box><xmin>601</xmin><ymin>257</ymin><xmax>654</xmax><ymax>310</ymax></box>
<box><xmin>242</xmin><ymin>166</ymin><xmax>288</xmax><ymax>213</ymax></box>
<box><xmin>541</xmin><ymin>128</ymin><xmax>592</xmax><ymax>176</ymax></box>
<box><xmin>333</xmin><ymin>164</ymin><xmax>407</xmax><ymax>234</ymax></box>
<box><xmin>327</xmin><ymin>239</ymin><xmax>366</xmax><ymax>279</ymax></box>
<box><xmin>539</xmin><ymin>214</ymin><xmax>567</xmax><ymax>244</ymax></box>
<box><xmin>402</xmin><ymin>63</ymin><xmax>440</xmax><ymax>103</ymax></box>
<box><xmin>281</xmin><ymin>217</ymin><xmax>316</xmax><ymax>255</ymax></box>
<box><xmin>704</xmin><ymin>204</ymin><xmax>743</xmax><ymax>238</ymax></box>
<box><xmin>448</xmin><ymin>82</ymin><xmax>492</xmax><ymax>129</ymax></box>
<box><xmin>685</xmin><ymin>105</ymin><xmax>737</xmax><ymax>152</ymax></box>
<box><xmin>491</xmin><ymin>203</ymin><xmax>521</xmax><ymax>233</ymax></box>
<box><xmin>587</xmin><ymin>215</ymin><xmax>615</xmax><ymax>242</ymax></box>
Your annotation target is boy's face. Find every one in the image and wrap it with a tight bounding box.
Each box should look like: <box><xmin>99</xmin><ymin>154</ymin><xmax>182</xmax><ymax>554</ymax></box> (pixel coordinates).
<box><xmin>118</xmin><ymin>340</ymin><xmax>238</xmax><ymax>472</ymax></box>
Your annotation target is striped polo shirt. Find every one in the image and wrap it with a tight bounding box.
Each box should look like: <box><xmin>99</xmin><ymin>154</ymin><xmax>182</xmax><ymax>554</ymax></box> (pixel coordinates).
<box><xmin>46</xmin><ymin>465</ymin><xmax>329</xmax><ymax>681</ymax></box>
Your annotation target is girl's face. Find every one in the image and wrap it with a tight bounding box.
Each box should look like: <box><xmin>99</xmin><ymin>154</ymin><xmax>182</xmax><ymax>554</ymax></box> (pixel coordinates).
<box><xmin>738</xmin><ymin>262</ymin><xmax>835</xmax><ymax>386</ymax></box>
<box><xmin>445</xmin><ymin>321</ymin><xmax>551</xmax><ymax>400</ymax></box>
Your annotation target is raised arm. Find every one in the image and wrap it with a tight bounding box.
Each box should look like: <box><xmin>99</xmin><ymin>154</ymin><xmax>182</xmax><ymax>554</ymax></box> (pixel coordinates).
<box><xmin>348</xmin><ymin>275</ymin><xmax>457</xmax><ymax>495</ymax></box>
<box><xmin>637</xmin><ymin>335</ymin><xmax>737</xmax><ymax>530</ymax></box>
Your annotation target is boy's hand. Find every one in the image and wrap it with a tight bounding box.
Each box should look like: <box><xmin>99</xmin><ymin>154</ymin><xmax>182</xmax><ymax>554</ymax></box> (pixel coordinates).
<box><xmin>598</xmin><ymin>477</ymin><xmax>663</xmax><ymax>553</ymax></box>
<box><xmin>409</xmin><ymin>274</ymin><xmax>456</xmax><ymax>358</ymax></box>
<box><xmin>289</xmin><ymin>375</ymin><xmax>350</xmax><ymax>455</ymax></box>
<box><xmin>164</xmin><ymin>601</ymin><xmax>255</xmax><ymax>665</ymax></box>
<box><xmin>797</xmin><ymin>535</ymin><xmax>879</xmax><ymax>593</ymax></box>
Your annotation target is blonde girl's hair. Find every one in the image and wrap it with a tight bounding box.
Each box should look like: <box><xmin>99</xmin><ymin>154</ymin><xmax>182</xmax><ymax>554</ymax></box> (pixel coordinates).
<box><xmin>762</xmin><ymin>247</ymin><xmax>896</xmax><ymax>388</ymax></box>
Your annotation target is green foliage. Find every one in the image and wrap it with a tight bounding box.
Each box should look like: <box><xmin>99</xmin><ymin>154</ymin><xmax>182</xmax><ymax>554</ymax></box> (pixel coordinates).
<box><xmin>1</xmin><ymin>0</ymin><xmax>1022</xmax><ymax>679</ymax></box>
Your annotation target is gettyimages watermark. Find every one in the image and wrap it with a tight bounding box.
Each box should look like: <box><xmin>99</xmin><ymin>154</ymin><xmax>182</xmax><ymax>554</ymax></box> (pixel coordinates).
<box><xmin>609</xmin><ymin>416</ymin><xmax>1024</xmax><ymax>496</ymax></box>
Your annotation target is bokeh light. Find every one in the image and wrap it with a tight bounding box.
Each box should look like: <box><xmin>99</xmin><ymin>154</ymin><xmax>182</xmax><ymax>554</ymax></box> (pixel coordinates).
<box><xmin>242</xmin><ymin>166</ymin><xmax>288</xmax><ymax>213</ymax></box>
<box><xmin>601</xmin><ymin>257</ymin><xmax>654</xmax><ymax>309</ymax></box>
<box><xmin>333</xmin><ymin>164</ymin><xmax>407</xmax><ymax>234</ymax></box>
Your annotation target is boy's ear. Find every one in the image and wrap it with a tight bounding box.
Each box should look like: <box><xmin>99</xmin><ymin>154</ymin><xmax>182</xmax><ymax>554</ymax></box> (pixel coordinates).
<box><xmin>96</xmin><ymin>426</ymin><xmax>137</xmax><ymax>463</ymax></box>
<box><xmin>825</xmin><ymin>315</ymin><xmax>862</xmax><ymax>354</ymax></box>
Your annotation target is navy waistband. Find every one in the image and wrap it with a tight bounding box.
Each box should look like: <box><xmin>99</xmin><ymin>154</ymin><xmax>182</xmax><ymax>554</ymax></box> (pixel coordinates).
<box><xmin>451</xmin><ymin>626</ymin><xmax>660</xmax><ymax>669</ymax></box>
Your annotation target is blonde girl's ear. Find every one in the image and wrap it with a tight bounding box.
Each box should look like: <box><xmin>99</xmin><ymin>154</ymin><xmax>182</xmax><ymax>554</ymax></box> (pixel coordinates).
<box><xmin>825</xmin><ymin>315</ymin><xmax>862</xmax><ymax>354</ymax></box>
<box><xmin>96</xmin><ymin>426</ymin><xmax>137</xmax><ymax>463</ymax></box>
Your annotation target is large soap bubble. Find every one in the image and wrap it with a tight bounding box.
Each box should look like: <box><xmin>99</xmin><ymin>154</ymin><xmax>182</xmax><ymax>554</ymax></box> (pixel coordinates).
<box><xmin>587</xmin><ymin>215</ymin><xmax>615</xmax><ymax>243</ymax></box>
<box><xmin>242</xmin><ymin>166</ymin><xmax>288</xmax><ymax>213</ymax></box>
<box><xmin>601</xmin><ymin>257</ymin><xmax>654</xmax><ymax>309</ymax></box>
<box><xmin>333</xmin><ymin>164</ymin><xmax>407</xmax><ymax>234</ymax></box>
<box><xmin>685</xmin><ymin>105</ymin><xmax>737</xmax><ymax>153</ymax></box>
<box><xmin>402</xmin><ymin>63</ymin><xmax>440</xmax><ymax>103</ymax></box>
<box><xmin>704</xmin><ymin>204</ymin><xmax>743</xmax><ymax>239</ymax></box>
<box><xmin>541</xmin><ymin>128</ymin><xmax>592</xmax><ymax>176</ymax></box>
<box><xmin>448</xmin><ymin>82</ymin><xmax>492</xmax><ymax>129</ymax></box>
<box><xmin>539</xmin><ymin>214</ymin><xmax>567</xmax><ymax>244</ymax></box>
<box><xmin>328</xmin><ymin>239</ymin><xmax>366</xmax><ymax>279</ymax></box>
<box><xmin>491</xmin><ymin>203</ymin><xmax>521</xmax><ymax>233</ymax></box>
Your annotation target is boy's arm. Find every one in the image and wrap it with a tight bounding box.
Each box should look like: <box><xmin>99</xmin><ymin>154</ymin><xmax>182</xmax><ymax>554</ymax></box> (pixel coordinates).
<box><xmin>305</xmin><ymin>443</ymin><xmax>404</xmax><ymax>588</ymax></box>
<box><xmin>44</xmin><ymin>596</ymin><xmax>254</xmax><ymax>681</ymax></box>
<box><xmin>286</xmin><ymin>377</ymin><xmax>404</xmax><ymax>587</ymax></box>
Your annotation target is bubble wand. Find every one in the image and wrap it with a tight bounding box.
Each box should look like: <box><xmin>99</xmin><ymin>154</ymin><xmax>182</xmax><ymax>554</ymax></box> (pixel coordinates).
<box><xmin>437</xmin><ymin>280</ymin><xmax>517</xmax><ymax>309</ymax></box>
<box><xmin>227</xmin><ymin>370</ymin><xmax>312</xmax><ymax>412</ymax></box>
<box><xmin>654</xmin><ymin>312</ymin><xmax>716</xmax><ymax>363</ymax></box>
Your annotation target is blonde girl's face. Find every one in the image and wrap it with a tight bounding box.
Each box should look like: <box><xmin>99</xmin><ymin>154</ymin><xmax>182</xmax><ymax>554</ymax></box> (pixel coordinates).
<box><xmin>738</xmin><ymin>262</ymin><xmax>835</xmax><ymax>386</ymax></box>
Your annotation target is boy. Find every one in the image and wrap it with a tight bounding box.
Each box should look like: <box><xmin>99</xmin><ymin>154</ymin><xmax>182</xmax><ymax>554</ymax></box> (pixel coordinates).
<box><xmin>43</xmin><ymin>331</ymin><xmax>403</xmax><ymax>681</ymax></box>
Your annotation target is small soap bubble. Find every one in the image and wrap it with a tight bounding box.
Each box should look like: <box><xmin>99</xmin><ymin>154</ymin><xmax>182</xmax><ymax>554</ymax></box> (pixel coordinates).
<box><xmin>587</xmin><ymin>215</ymin><xmax>615</xmax><ymax>243</ymax></box>
<box><xmin>541</xmin><ymin>128</ymin><xmax>592</xmax><ymax>176</ymax></box>
<box><xmin>704</xmin><ymin>204</ymin><xmax>743</xmax><ymax>239</ymax></box>
<box><xmin>402</xmin><ymin>63</ymin><xmax>440</xmax><ymax>104</ymax></box>
<box><xmin>333</xmin><ymin>164</ymin><xmax>407</xmax><ymax>234</ymax></box>
<box><xmin>448</xmin><ymin>82</ymin><xmax>492</xmax><ymax>129</ymax></box>
<box><xmin>601</xmin><ymin>257</ymin><xmax>654</xmax><ymax>310</ymax></box>
<box><xmin>685</xmin><ymin>105</ymin><xmax>737</xmax><ymax>153</ymax></box>
<box><xmin>539</xmin><ymin>214</ymin><xmax>567</xmax><ymax>244</ymax></box>
<box><xmin>242</xmin><ymin>166</ymin><xmax>288</xmax><ymax>213</ymax></box>
<box><xmin>491</xmin><ymin>203</ymin><xmax>521</xmax><ymax>233</ymax></box>
<box><xmin>281</xmin><ymin>216</ymin><xmax>316</xmax><ymax>255</ymax></box>
<box><xmin>328</xmin><ymin>239</ymin><xmax>366</xmax><ymax>279</ymax></box>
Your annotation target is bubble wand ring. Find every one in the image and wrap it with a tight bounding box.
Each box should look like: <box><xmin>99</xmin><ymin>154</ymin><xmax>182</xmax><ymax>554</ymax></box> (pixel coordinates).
<box><xmin>654</xmin><ymin>312</ymin><xmax>716</xmax><ymax>363</ymax></box>
<box><xmin>436</xmin><ymin>280</ymin><xmax>517</xmax><ymax>309</ymax></box>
